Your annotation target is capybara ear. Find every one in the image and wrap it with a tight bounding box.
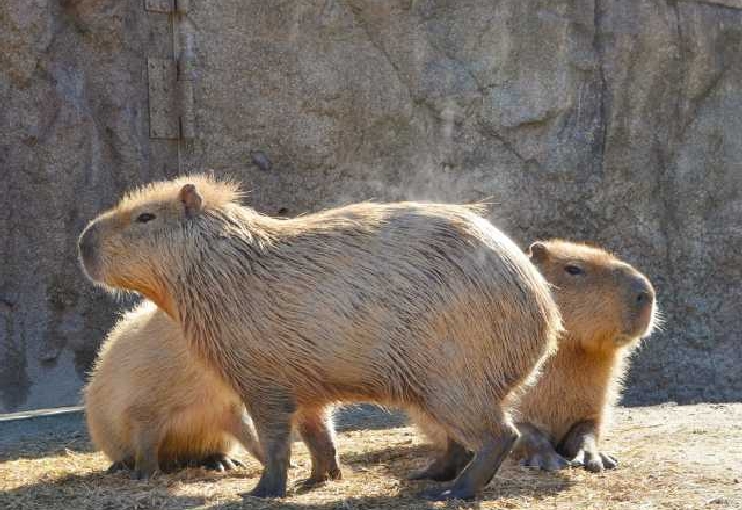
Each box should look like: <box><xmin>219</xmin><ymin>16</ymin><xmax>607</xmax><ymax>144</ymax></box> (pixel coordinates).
<box><xmin>528</xmin><ymin>241</ymin><xmax>549</xmax><ymax>262</ymax></box>
<box><xmin>179</xmin><ymin>184</ymin><xmax>202</xmax><ymax>217</ymax></box>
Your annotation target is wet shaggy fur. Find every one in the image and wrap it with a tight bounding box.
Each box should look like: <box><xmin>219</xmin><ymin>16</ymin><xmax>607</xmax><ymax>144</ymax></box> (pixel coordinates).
<box><xmin>78</xmin><ymin>174</ymin><xmax>561</xmax><ymax>499</ymax></box>
<box><xmin>84</xmin><ymin>301</ymin><xmax>263</xmax><ymax>478</ymax></box>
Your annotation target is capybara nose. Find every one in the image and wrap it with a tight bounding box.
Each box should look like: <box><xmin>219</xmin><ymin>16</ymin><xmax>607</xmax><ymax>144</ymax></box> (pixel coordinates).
<box><xmin>636</xmin><ymin>290</ymin><xmax>651</xmax><ymax>306</ymax></box>
<box><xmin>631</xmin><ymin>277</ymin><xmax>654</xmax><ymax>310</ymax></box>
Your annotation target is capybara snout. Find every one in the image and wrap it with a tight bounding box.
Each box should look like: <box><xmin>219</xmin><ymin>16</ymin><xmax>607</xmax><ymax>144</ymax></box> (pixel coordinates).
<box><xmin>618</xmin><ymin>268</ymin><xmax>656</xmax><ymax>338</ymax></box>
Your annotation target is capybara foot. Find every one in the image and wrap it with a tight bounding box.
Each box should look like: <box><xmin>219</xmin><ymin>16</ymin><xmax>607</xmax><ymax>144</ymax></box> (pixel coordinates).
<box><xmin>248</xmin><ymin>478</ymin><xmax>287</xmax><ymax>498</ymax></box>
<box><xmin>419</xmin><ymin>486</ymin><xmax>476</xmax><ymax>502</ymax></box>
<box><xmin>294</xmin><ymin>478</ymin><xmax>325</xmax><ymax>491</ymax></box>
<box><xmin>408</xmin><ymin>462</ymin><xmax>461</xmax><ymax>482</ymax></box>
<box><xmin>301</xmin><ymin>466</ymin><xmax>343</xmax><ymax>486</ymax></box>
<box><xmin>519</xmin><ymin>451</ymin><xmax>575</xmax><ymax>472</ymax></box>
<box><xmin>557</xmin><ymin>420</ymin><xmax>617</xmax><ymax>473</ymax></box>
<box><xmin>202</xmin><ymin>453</ymin><xmax>244</xmax><ymax>472</ymax></box>
<box><xmin>106</xmin><ymin>459</ymin><xmax>133</xmax><ymax>473</ymax></box>
<box><xmin>295</xmin><ymin>465</ymin><xmax>342</xmax><ymax>492</ymax></box>
<box><xmin>599</xmin><ymin>453</ymin><xmax>618</xmax><ymax>470</ymax></box>
<box><xmin>408</xmin><ymin>440</ymin><xmax>473</xmax><ymax>482</ymax></box>
<box><xmin>573</xmin><ymin>450</ymin><xmax>618</xmax><ymax>472</ymax></box>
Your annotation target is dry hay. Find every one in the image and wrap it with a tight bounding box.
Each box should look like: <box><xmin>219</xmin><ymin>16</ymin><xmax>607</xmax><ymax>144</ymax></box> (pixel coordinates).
<box><xmin>1</xmin><ymin>404</ymin><xmax>740</xmax><ymax>510</ymax></box>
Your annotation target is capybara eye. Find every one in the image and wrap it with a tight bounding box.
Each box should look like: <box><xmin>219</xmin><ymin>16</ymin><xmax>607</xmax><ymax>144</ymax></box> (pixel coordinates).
<box><xmin>564</xmin><ymin>264</ymin><xmax>583</xmax><ymax>276</ymax></box>
<box><xmin>136</xmin><ymin>212</ymin><xmax>156</xmax><ymax>223</ymax></box>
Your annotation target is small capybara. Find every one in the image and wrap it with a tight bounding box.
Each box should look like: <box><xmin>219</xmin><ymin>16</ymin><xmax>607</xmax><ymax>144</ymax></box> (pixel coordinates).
<box><xmin>413</xmin><ymin>240</ymin><xmax>658</xmax><ymax>478</ymax></box>
<box><xmin>77</xmin><ymin>174</ymin><xmax>561</xmax><ymax>500</ymax></box>
<box><xmin>84</xmin><ymin>301</ymin><xmax>264</xmax><ymax>479</ymax></box>
<box><xmin>515</xmin><ymin>240</ymin><xmax>657</xmax><ymax>472</ymax></box>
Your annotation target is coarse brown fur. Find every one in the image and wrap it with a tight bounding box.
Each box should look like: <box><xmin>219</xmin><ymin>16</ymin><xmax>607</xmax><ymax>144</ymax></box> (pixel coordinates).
<box><xmin>84</xmin><ymin>301</ymin><xmax>264</xmax><ymax>479</ymax></box>
<box><xmin>78</xmin><ymin>174</ymin><xmax>561</xmax><ymax>500</ymax></box>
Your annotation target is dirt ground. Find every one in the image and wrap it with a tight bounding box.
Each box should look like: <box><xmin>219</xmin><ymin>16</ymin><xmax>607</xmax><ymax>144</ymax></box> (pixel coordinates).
<box><xmin>1</xmin><ymin>403</ymin><xmax>740</xmax><ymax>510</ymax></box>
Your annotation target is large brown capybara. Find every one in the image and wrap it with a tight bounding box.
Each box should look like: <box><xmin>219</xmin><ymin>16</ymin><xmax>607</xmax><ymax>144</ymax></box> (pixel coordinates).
<box><xmin>84</xmin><ymin>301</ymin><xmax>264</xmax><ymax>479</ymax></box>
<box><xmin>77</xmin><ymin>174</ymin><xmax>561</xmax><ymax>500</ymax></box>
<box><xmin>413</xmin><ymin>240</ymin><xmax>658</xmax><ymax>479</ymax></box>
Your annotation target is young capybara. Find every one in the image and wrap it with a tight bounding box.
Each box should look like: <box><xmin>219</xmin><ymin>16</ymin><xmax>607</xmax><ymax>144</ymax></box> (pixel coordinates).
<box><xmin>412</xmin><ymin>240</ymin><xmax>658</xmax><ymax>479</ymax></box>
<box><xmin>515</xmin><ymin>240</ymin><xmax>657</xmax><ymax>472</ymax></box>
<box><xmin>77</xmin><ymin>174</ymin><xmax>561</xmax><ymax>500</ymax></box>
<box><xmin>84</xmin><ymin>301</ymin><xmax>264</xmax><ymax>479</ymax></box>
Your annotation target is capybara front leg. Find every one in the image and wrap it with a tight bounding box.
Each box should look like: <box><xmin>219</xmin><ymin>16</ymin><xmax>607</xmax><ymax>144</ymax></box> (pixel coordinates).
<box><xmin>421</xmin><ymin>427</ymin><xmax>518</xmax><ymax>501</ymax></box>
<box><xmin>556</xmin><ymin>420</ymin><xmax>617</xmax><ymax>473</ymax></box>
<box><xmin>408</xmin><ymin>437</ymin><xmax>473</xmax><ymax>482</ymax></box>
<box><xmin>515</xmin><ymin>423</ymin><xmax>573</xmax><ymax>472</ymax></box>
<box><xmin>296</xmin><ymin>407</ymin><xmax>342</xmax><ymax>486</ymax></box>
<box><xmin>247</xmin><ymin>393</ymin><xmax>295</xmax><ymax>498</ymax></box>
<box><xmin>228</xmin><ymin>406</ymin><xmax>265</xmax><ymax>465</ymax></box>
<box><xmin>131</xmin><ymin>426</ymin><xmax>160</xmax><ymax>480</ymax></box>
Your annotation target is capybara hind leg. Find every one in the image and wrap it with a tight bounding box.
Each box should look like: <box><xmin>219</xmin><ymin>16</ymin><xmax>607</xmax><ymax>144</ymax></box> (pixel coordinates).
<box><xmin>131</xmin><ymin>426</ymin><xmax>160</xmax><ymax>480</ymax></box>
<box><xmin>408</xmin><ymin>437</ymin><xmax>472</xmax><ymax>482</ymax></box>
<box><xmin>557</xmin><ymin>420</ymin><xmax>616</xmax><ymax>473</ymax></box>
<box><xmin>421</xmin><ymin>426</ymin><xmax>518</xmax><ymax>501</ymax></box>
<box><xmin>247</xmin><ymin>392</ymin><xmax>295</xmax><ymax>498</ymax></box>
<box><xmin>296</xmin><ymin>407</ymin><xmax>341</xmax><ymax>486</ymax></box>
<box><xmin>515</xmin><ymin>423</ymin><xmax>572</xmax><ymax>472</ymax></box>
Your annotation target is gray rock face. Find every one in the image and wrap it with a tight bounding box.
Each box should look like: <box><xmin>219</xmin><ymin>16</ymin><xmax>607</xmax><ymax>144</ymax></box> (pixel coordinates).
<box><xmin>1</xmin><ymin>0</ymin><xmax>740</xmax><ymax>412</ymax></box>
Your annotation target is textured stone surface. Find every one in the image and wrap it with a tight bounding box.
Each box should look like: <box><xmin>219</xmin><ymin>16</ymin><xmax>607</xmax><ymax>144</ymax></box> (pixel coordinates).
<box><xmin>1</xmin><ymin>0</ymin><xmax>740</xmax><ymax>412</ymax></box>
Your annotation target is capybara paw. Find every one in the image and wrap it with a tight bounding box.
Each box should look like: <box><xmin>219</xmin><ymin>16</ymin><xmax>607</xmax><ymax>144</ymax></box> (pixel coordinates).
<box><xmin>600</xmin><ymin>452</ymin><xmax>618</xmax><ymax>470</ymax></box>
<box><xmin>203</xmin><ymin>454</ymin><xmax>243</xmax><ymax>472</ymax></box>
<box><xmin>296</xmin><ymin>467</ymin><xmax>342</xmax><ymax>490</ymax></box>
<box><xmin>519</xmin><ymin>451</ymin><xmax>573</xmax><ymax>472</ymax></box>
<box><xmin>293</xmin><ymin>477</ymin><xmax>327</xmax><ymax>493</ymax></box>
<box><xmin>419</xmin><ymin>486</ymin><xmax>475</xmax><ymax>502</ymax></box>
<box><xmin>584</xmin><ymin>456</ymin><xmax>603</xmax><ymax>473</ymax></box>
<box><xmin>575</xmin><ymin>450</ymin><xmax>618</xmax><ymax>473</ymax></box>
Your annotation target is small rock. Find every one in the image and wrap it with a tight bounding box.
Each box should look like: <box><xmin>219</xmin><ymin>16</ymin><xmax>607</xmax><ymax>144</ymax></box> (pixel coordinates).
<box><xmin>250</xmin><ymin>150</ymin><xmax>272</xmax><ymax>171</ymax></box>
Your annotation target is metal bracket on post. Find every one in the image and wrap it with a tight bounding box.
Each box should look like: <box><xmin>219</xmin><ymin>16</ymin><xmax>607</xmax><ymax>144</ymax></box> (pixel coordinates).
<box><xmin>145</xmin><ymin>0</ymin><xmax>195</xmax><ymax>141</ymax></box>
<box><xmin>144</xmin><ymin>0</ymin><xmax>174</xmax><ymax>13</ymax></box>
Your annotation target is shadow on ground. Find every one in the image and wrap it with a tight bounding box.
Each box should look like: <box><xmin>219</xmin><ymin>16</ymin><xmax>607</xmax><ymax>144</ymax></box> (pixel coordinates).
<box><xmin>1</xmin><ymin>439</ymin><xmax>574</xmax><ymax>510</ymax></box>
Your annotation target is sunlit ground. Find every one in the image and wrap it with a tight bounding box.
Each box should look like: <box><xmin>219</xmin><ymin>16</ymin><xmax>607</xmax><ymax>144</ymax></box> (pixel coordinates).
<box><xmin>2</xmin><ymin>404</ymin><xmax>740</xmax><ymax>510</ymax></box>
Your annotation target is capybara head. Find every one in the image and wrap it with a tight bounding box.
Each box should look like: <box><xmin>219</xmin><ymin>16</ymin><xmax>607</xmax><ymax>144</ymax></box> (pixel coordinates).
<box><xmin>527</xmin><ymin>240</ymin><xmax>656</xmax><ymax>351</ymax></box>
<box><xmin>77</xmin><ymin>175</ymin><xmax>241</xmax><ymax>313</ymax></box>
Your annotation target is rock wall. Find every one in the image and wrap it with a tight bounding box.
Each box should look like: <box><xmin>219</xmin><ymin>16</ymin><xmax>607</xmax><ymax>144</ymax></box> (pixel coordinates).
<box><xmin>1</xmin><ymin>0</ymin><xmax>741</xmax><ymax>412</ymax></box>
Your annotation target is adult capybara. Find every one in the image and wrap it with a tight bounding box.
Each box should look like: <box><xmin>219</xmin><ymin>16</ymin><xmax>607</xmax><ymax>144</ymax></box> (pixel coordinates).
<box><xmin>77</xmin><ymin>174</ymin><xmax>561</xmax><ymax>500</ymax></box>
<box><xmin>412</xmin><ymin>240</ymin><xmax>658</xmax><ymax>478</ymax></box>
<box><xmin>84</xmin><ymin>301</ymin><xmax>264</xmax><ymax>479</ymax></box>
